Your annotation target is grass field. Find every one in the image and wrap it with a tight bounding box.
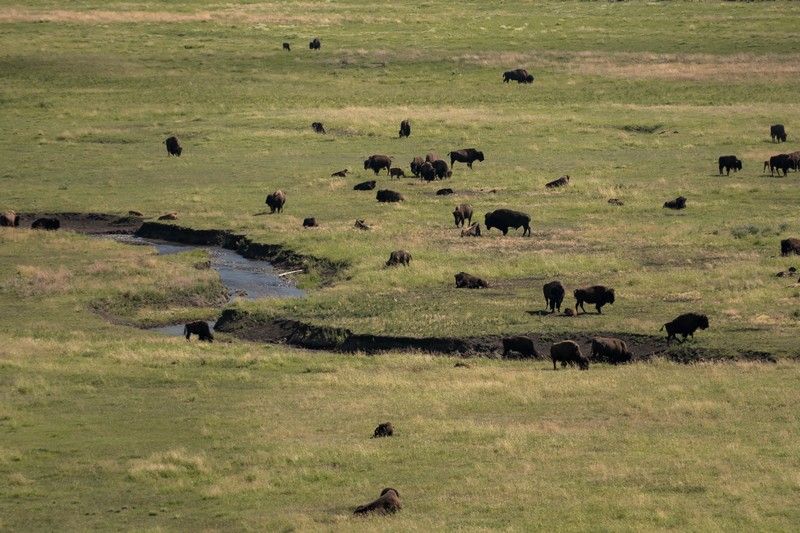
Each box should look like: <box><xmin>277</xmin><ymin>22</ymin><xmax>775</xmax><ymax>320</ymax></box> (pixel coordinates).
<box><xmin>2</xmin><ymin>1</ymin><xmax>800</xmax><ymax>529</ymax></box>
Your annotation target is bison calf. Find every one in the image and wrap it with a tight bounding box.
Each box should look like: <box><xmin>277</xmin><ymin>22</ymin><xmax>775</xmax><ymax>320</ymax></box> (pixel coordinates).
<box><xmin>574</xmin><ymin>285</ymin><xmax>615</xmax><ymax>314</ymax></box>
<box><xmin>389</xmin><ymin>167</ymin><xmax>406</xmax><ymax>179</ymax></box>
<box><xmin>455</xmin><ymin>272</ymin><xmax>487</xmax><ymax>289</ymax></box>
<box><xmin>372</xmin><ymin>422</ymin><xmax>394</xmax><ymax>438</ymax></box>
<box><xmin>354</xmin><ymin>488</ymin><xmax>402</xmax><ymax>515</ymax></box>
<box><xmin>460</xmin><ymin>222</ymin><xmax>481</xmax><ymax>237</ymax></box>
<box><xmin>376</xmin><ymin>189</ymin><xmax>404</xmax><ymax>203</ymax></box>
<box><xmin>502</xmin><ymin>336</ymin><xmax>539</xmax><ymax>358</ymax></box>
<box><xmin>550</xmin><ymin>340</ymin><xmax>589</xmax><ymax>370</ymax></box>
<box><xmin>590</xmin><ymin>337</ymin><xmax>632</xmax><ymax>364</ymax></box>
<box><xmin>184</xmin><ymin>321</ymin><xmax>213</xmax><ymax>342</ymax></box>
<box><xmin>661</xmin><ymin>313</ymin><xmax>709</xmax><ymax>344</ymax></box>
<box><xmin>386</xmin><ymin>250</ymin><xmax>411</xmax><ymax>267</ymax></box>
<box><xmin>543</xmin><ymin>280</ymin><xmax>565</xmax><ymax>313</ymax></box>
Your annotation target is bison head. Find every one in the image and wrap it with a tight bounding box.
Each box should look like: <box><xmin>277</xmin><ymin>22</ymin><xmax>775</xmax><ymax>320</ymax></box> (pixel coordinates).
<box><xmin>698</xmin><ymin>314</ymin><xmax>709</xmax><ymax>330</ymax></box>
<box><xmin>363</xmin><ymin>159</ymin><xmax>370</xmax><ymax>170</ymax></box>
<box><xmin>735</xmin><ymin>160</ymin><xmax>742</xmax><ymax>171</ymax></box>
<box><xmin>604</xmin><ymin>289</ymin><xmax>616</xmax><ymax>305</ymax></box>
<box><xmin>525</xmin><ymin>74</ymin><xmax>534</xmax><ymax>83</ymax></box>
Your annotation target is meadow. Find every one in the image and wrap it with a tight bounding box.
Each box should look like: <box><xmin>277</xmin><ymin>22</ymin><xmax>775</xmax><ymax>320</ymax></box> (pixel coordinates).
<box><xmin>2</xmin><ymin>0</ymin><xmax>800</xmax><ymax>529</ymax></box>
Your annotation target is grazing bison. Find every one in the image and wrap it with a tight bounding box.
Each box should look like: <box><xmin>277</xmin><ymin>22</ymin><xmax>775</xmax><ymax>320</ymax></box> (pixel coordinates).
<box><xmin>398</xmin><ymin>120</ymin><xmax>411</xmax><ymax>138</ymax></box>
<box><xmin>455</xmin><ymin>272</ymin><xmax>487</xmax><ymax>289</ymax></box>
<box><xmin>331</xmin><ymin>169</ymin><xmax>349</xmax><ymax>177</ymax></box>
<box><xmin>766</xmin><ymin>154</ymin><xmax>793</xmax><ymax>176</ymax></box>
<box><xmin>460</xmin><ymin>222</ymin><xmax>481</xmax><ymax>237</ymax></box>
<box><xmin>353</xmin><ymin>180</ymin><xmax>376</xmax><ymax>191</ymax></box>
<box><xmin>663</xmin><ymin>196</ymin><xmax>686</xmax><ymax>210</ymax></box>
<box><xmin>590</xmin><ymin>337</ymin><xmax>632</xmax><ymax>364</ymax></box>
<box><xmin>354</xmin><ymin>488</ymin><xmax>402</xmax><ymax>515</ymax></box>
<box><xmin>484</xmin><ymin>209</ymin><xmax>531</xmax><ymax>236</ymax></box>
<box><xmin>550</xmin><ymin>340</ymin><xmax>589</xmax><ymax>370</ymax></box>
<box><xmin>410</xmin><ymin>156</ymin><xmax>425</xmax><ymax>177</ymax></box>
<box><xmin>364</xmin><ymin>154</ymin><xmax>392</xmax><ymax>175</ymax></box>
<box><xmin>184</xmin><ymin>321</ymin><xmax>213</xmax><ymax>342</ymax></box>
<box><xmin>788</xmin><ymin>151</ymin><xmax>800</xmax><ymax>170</ymax></box>
<box><xmin>449</xmin><ymin>148</ymin><xmax>484</xmax><ymax>169</ymax></box>
<box><xmin>282</xmin><ymin>42</ymin><xmax>291</xmax><ymax>51</ymax></box>
<box><xmin>780</xmin><ymin>238</ymin><xmax>800</xmax><ymax>256</ymax></box>
<box><xmin>311</xmin><ymin>122</ymin><xmax>326</xmax><ymax>134</ymax></box>
<box><xmin>265</xmin><ymin>190</ymin><xmax>286</xmax><ymax>213</ymax></box>
<box><xmin>386</xmin><ymin>250</ymin><xmax>411</xmax><ymax>267</ymax></box>
<box><xmin>31</xmin><ymin>217</ymin><xmax>60</xmax><ymax>230</ymax></box>
<box><xmin>718</xmin><ymin>155</ymin><xmax>742</xmax><ymax>175</ymax></box>
<box><xmin>771</xmin><ymin>124</ymin><xmax>786</xmax><ymax>143</ymax></box>
<box><xmin>432</xmin><ymin>159</ymin><xmax>450</xmax><ymax>179</ymax></box>
<box><xmin>436</xmin><ymin>188</ymin><xmax>454</xmax><ymax>196</ymax></box>
<box><xmin>302</xmin><ymin>217</ymin><xmax>318</xmax><ymax>228</ymax></box>
<box><xmin>502</xmin><ymin>336</ymin><xmax>539</xmax><ymax>358</ymax></box>
<box><xmin>502</xmin><ymin>68</ymin><xmax>534</xmax><ymax>83</ymax></box>
<box><xmin>354</xmin><ymin>219</ymin><xmax>370</xmax><ymax>230</ymax></box>
<box><xmin>545</xmin><ymin>175</ymin><xmax>570</xmax><ymax>188</ymax></box>
<box><xmin>164</xmin><ymin>136</ymin><xmax>182</xmax><ymax>156</ymax></box>
<box><xmin>389</xmin><ymin>167</ymin><xmax>406</xmax><ymax>178</ymax></box>
<box><xmin>372</xmin><ymin>422</ymin><xmax>394</xmax><ymax>438</ymax></box>
<box><xmin>574</xmin><ymin>285</ymin><xmax>615</xmax><ymax>314</ymax></box>
<box><xmin>419</xmin><ymin>161</ymin><xmax>436</xmax><ymax>181</ymax></box>
<box><xmin>0</xmin><ymin>211</ymin><xmax>20</xmax><ymax>227</ymax></box>
<box><xmin>661</xmin><ymin>313</ymin><xmax>709</xmax><ymax>344</ymax></box>
<box><xmin>543</xmin><ymin>280</ymin><xmax>565</xmax><ymax>313</ymax></box>
<box><xmin>452</xmin><ymin>204</ymin><xmax>473</xmax><ymax>227</ymax></box>
<box><xmin>376</xmin><ymin>189</ymin><xmax>404</xmax><ymax>203</ymax></box>
<box><xmin>309</xmin><ymin>37</ymin><xmax>321</xmax><ymax>50</ymax></box>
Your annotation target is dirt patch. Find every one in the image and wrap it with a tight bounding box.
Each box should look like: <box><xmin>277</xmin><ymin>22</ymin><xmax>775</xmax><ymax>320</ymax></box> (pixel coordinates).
<box><xmin>18</xmin><ymin>212</ymin><xmax>143</xmax><ymax>234</ymax></box>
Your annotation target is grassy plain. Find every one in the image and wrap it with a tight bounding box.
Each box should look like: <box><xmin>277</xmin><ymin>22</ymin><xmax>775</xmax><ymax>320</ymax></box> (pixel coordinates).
<box><xmin>2</xmin><ymin>1</ymin><xmax>800</xmax><ymax>530</ymax></box>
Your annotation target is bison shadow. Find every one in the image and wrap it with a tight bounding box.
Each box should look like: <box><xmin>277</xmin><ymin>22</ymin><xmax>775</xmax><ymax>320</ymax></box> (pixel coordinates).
<box><xmin>525</xmin><ymin>310</ymin><xmax>550</xmax><ymax>317</ymax></box>
<box><xmin>252</xmin><ymin>211</ymin><xmax>270</xmax><ymax>216</ymax></box>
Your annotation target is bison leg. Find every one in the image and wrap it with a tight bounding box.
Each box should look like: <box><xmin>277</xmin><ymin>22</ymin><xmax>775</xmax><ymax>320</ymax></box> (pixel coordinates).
<box><xmin>467</xmin><ymin>162</ymin><xmax>473</xmax><ymax>169</ymax></box>
<box><xmin>596</xmin><ymin>304</ymin><xmax>603</xmax><ymax>314</ymax></box>
<box><xmin>552</xmin><ymin>358</ymin><xmax>557</xmax><ymax>370</ymax></box>
<box><xmin>523</xmin><ymin>225</ymin><xmax>531</xmax><ymax>237</ymax></box>
<box><xmin>501</xmin><ymin>228</ymin><xmax>508</xmax><ymax>236</ymax></box>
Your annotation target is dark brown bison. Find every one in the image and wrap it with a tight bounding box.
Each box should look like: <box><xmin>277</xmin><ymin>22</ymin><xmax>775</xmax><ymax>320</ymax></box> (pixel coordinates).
<box><xmin>436</xmin><ymin>188</ymin><xmax>454</xmax><ymax>196</ymax></box>
<box><xmin>432</xmin><ymin>159</ymin><xmax>450</xmax><ymax>179</ymax></box>
<box><xmin>410</xmin><ymin>156</ymin><xmax>425</xmax><ymax>177</ymax></box>
<box><xmin>550</xmin><ymin>340</ymin><xmax>589</xmax><ymax>370</ymax></box>
<box><xmin>788</xmin><ymin>151</ymin><xmax>800</xmax><ymax>170</ymax></box>
<box><xmin>419</xmin><ymin>161</ymin><xmax>436</xmax><ymax>181</ymax></box>
<box><xmin>460</xmin><ymin>222</ymin><xmax>481</xmax><ymax>237</ymax></box>
<box><xmin>302</xmin><ymin>217</ymin><xmax>318</xmax><ymax>228</ymax></box>
<box><xmin>309</xmin><ymin>37</ymin><xmax>321</xmax><ymax>50</ymax></box>
<box><xmin>663</xmin><ymin>196</ymin><xmax>686</xmax><ymax>210</ymax></box>
<box><xmin>311</xmin><ymin>122</ymin><xmax>326</xmax><ymax>134</ymax></box>
<box><xmin>543</xmin><ymin>280</ymin><xmax>565</xmax><ymax>313</ymax></box>
<box><xmin>265</xmin><ymin>190</ymin><xmax>286</xmax><ymax>213</ymax></box>
<box><xmin>0</xmin><ymin>211</ymin><xmax>20</xmax><ymax>227</ymax></box>
<box><xmin>545</xmin><ymin>175</ymin><xmax>569</xmax><ymax>188</ymax></box>
<box><xmin>164</xmin><ymin>136</ymin><xmax>182</xmax><ymax>156</ymax></box>
<box><xmin>771</xmin><ymin>124</ymin><xmax>786</xmax><ymax>143</ymax></box>
<box><xmin>331</xmin><ymin>169</ymin><xmax>349</xmax><ymax>177</ymax></box>
<box><xmin>718</xmin><ymin>155</ymin><xmax>742</xmax><ymax>175</ymax></box>
<box><xmin>502</xmin><ymin>68</ymin><xmax>534</xmax><ymax>83</ymax></box>
<box><xmin>376</xmin><ymin>189</ymin><xmax>404</xmax><ymax>203</ymax></box>
<box><xmin>661</xmin><ymin>313</ymin><xmax>709</xmax><ymax>344</ymax></box>
<box><xmin>502</xmin><ymin>336</ymin><xmax>539</xmax><ymax>358</ymax></box>
<box><xmin>354</xmin><ymin>488</ymin><xmax>401</xmax><ymax>515</ymax></box>
<box><xmin>590</xmin><ymin>337</ymin><xmax>632</xmax><ymax>364</ymax></box>
<box><xmin>455</xmin><ymin>272</ymin><xmax>487</xmax><ymax>289</ymax></box>
<box><xmin>449</xmin><ymin>148</ymin><xmax>484</xmax><ymax>169</ymax></box>
<box><xmin>184</xmin><ymin>321</ymin><xmax>213</xmax><ymax>342</ymax></box>
<box><xmin>574</xmin><ymin>285</ymin><xmax>615</xmax><ymax>314</ymax></box>
<box><xmin>353</xmin><ymin>180</ymin><xmax>376</xmax><ymax>191</ymax></box>
<box><xmin>389</xmin><ymin>167</ymin><xmax>405</xmax><ymax>178</ymax></box>
<box><xmin>31</xmin><ymin>217</ymin><xmax>60</xmax><ymax>230</ymax></box>
<box><xmin>766</xmin><ymin>154</ymin><xmax>793</xmax><ymax>176</ymax></box>
<box><xmin>780</xmin><ymin>238</ymin><xmax>800</xmax><ymax>256</ymax></box>
<box><xmin>386</xmin><ymin>250</ymin><xmax>411</xmax><ymax>267</ymax></box>
<box><xmin>398</xmin><ymin>120</ymin><xmax>411</xmax><ymax>138</ymax></box>
<box><xmin>282</xmin><ymin>42</ymin><xmax>291</xmax><ymax>51</ymax></box>
<box><xmin>372</xmin><ymin>422</ymin><xmax>394</xmax><ymax>438</ymax></box>
<box><xmin>452</xmin><ymin>204</ymin><xmax>473</xmax><ymax>227</ymax></box>
<box><xmin>364</xmin><ymin>154</ymin><xmax>392</xmax><ymax>175</ymax></box>
<box><xmin>484</xmin><ymin>209</ymin><xmax>531</xmax><ymax>236</ymax></box>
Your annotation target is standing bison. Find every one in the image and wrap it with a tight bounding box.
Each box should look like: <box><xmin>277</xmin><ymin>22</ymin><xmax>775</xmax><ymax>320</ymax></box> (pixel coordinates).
<box><xmin>164</xmin><ymin>136</ymin><xmax>182</xmax><ymax>156</ymax></box>
<box><xmin>386</xmin><ymin>250</ymin><xmax>411</xmax><ymax>267</ymax></box>
<box><xmin>309</xmin><ymin>37</ymin><xmax>321</xmax><ymax>50</ymax></box>
<box><xmin>780</xmin><ymin>238</ymin><xmax>800</xmax><ymax>256</ymax></box>
<box><xmin>661</xmin><ymin>313</ymin><xmax>709</xmax><ymax>344</ymax></box>
<box><xmin>265</xmin><ymin>190</ymin><xmax>286</xmax><ymax>213</ymax></box>
<box><xmin>419</xmin><ymin>161</ymin><xmax>436</xmax><ymax>181</ymax></box>
<box><xmin>372</xmin><ymin>422</ymin><xmax>394</xmax><ymax>438</ymax></box>
<box><xmin>364</xmin><ymin>154</ymin><xmax>392</xmax><ymax>175</ymax></box>
<box><xmin>766</xmin><ymin>154</ymin><xmax>794</xmax><ymax>176</ymax></box>
<box><xmin>455</xmin><ymin>272</ymin><xmax>487</xmax><ymax>289</ymax></box>
<box><xmin>449</xmin><ymin>148</ymin><xmax>484</xmax><ymax>169</ymax></box>
<box><xmin>398</xmin><ymin>120</ymin><xmax>411</xmax><ymax>138</ymax></box>
<box><xmin>311</xmin><ymin>122</ymin><xmax>326</xmax><ymax>134</ymax></box>
<box><xmin>452</xmin><ymin>204</ymin><xmax>473</xmax><ymax>227</ymax></box>
<box><xmin>550</xmin><ymin>340</ymin><xmax>589</xmax><ymax>370</ymax></box>
<box><xmin>574</xmin><ymin>285</ymin><xmax>615</xmax><ymax>314</ymax></box>
<box><xmin>184</xmin><ymin>321</ymin><xmax>214</xmax><ymax>342</ymax></box>
<box><xmin>771</xmin><ymin>124</ymin><xmax>787</xmax><ymax>143</ymax></box>
<box><xmin>376</xmin><ymin>189</ymin><xmax>404</xmax><ymax>203</ymax></box>
<box><xmin>484</xmin><ymin>209</ymin><xmax>531</xmax><ymax>236</ymax></box>
<box><xmin>718</xmin><ymin>156</ymin><xmax>742</xmax><ymax>175</ymax></box>
<box><xmin>282</xmin><ymin>42</ymin><xmax>291</xmax><ymax>51</ymax></box>
<box><xmin>410</xmin><ymin>156</ymin><xmax>425</xmax><ymax>177</ymax></box>
<box><xmin>543</xmin><ymin>280</ymin><xmax>565</xmax><ymax>313</ymax></box>
<box><xmin>389</xmin><ymin>167</ymin><xmax>406</xmax><ymax>178</ymax></box>
<box><xmin>0</xmin><ymin>211</ymin><xmax>20</xmax><ymax>227</ymax></box>
<box><xmin>590</xmin><ymin>337</ymin><xmax>632</xmax><ymax>364</ymax></box>
<box><xmin>432</xmin><ymin>159</ymin><xmax>451</xmax><ymax>179</ymax></box>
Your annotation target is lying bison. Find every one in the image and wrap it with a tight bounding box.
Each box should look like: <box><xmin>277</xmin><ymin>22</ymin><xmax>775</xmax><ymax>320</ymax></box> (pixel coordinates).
<box><xmin>386</xmin><ymin>250</ymin><xmax>411</xmax><ymax>267</ymax></box>
<box><xmin>302</xmin><ymin>217</ymin><xmax>318</xmax><ymax>228</ymax></box>
<box><xmin>545</xmin><ymin>175</ymin><xmax>570</xmax><ymax>188</ymax></box>
<box><xmin>455</xmin><ymin>272</ymin><xmax>487</xmax><ymax>289</ymax></box>
<box><xmin>376</xmin><ymin>189</ymin><xmax>404</xmax><ymax>203</ymax></box>
<box><xmin>502</xmin><ymin>68</ymin><xmax>534</xmax><ymax>83</ymax></box>
<box><xmin>590</xmin><ymin>337</ymin><xmax>632</xmax><ymax>364</ymax></box>
<box><xmin>354</xmin><ymin>488</ymin><xmax>401</xmax><ymax>515</ymax></box>
<box><xmin>484</xmin><ymin>209</ymin><xmax>531</xmax><ymax>236</ymax></box>
<box><xmin>184</xmin><ymin>321</ymin><xmax>213</xmax><ymax>342</ymax></box>
<box><xmin>449</xmin><ymin>148</ymin><xmax>484</xmax><ymax>169</ymax></box>
<box><xmin>550</xmin><ymin>340</ymin><xmax>589</xmax><ymax>370</ymax></box>
<box><xmin>311</xmin><ymin>122</ymin><xmax>326</xmax><ymax>134</ymax></box>
<box><xmin>353</xmin><ymin>180</ymin><xmax>376</xmax><ymax>191</ymax></box>
<box><xmin>398</xmin><ymin>119</ymin><xmax>411</xmax><ymax>138</ymax></box>
<box><xmin>780</xmin><ymin>238</ymin><xmax>800</xmax><ymax>256</ymax></box>
<box><xmin>372</xmin><ymin>422</ymin><xmax>394</xmax><ymax>438</ymax></box>
<box><xmin>436</xmin><ymin>188</ymin><xmax>454</xmax><ymax>196</ymax></box>
<box><xmin>0</xmin><ymin>211</ymin><xmax>20</xmax><ymax>227</ymax></box>
<box><xmin>389</xmin><ymin>167</ymin><xmax>405</xmax><ymax>178</ymax></box>
<box><xmin>265</xmin><ymin>190</ymin><xmax>286</xmax><ymax>213</ymax></box>
<box><xmin>661</xmin><ymin>313</ymin><xmax>709</xmax><ymax>344</ymax></box>
<box><xmin>718</xmin><ymin>155</ymin><xmax>742</xmax><ymax>176</ymax></box>
<box><xmin>771</xmin><ymin>124</ymin><xmax>786</xmax><ymax>143</ymax></box>
<box><xmin>164</xmin><ymin>136</ymin><xmax>182</xmax><ymax>156</ymax></box>
<box><xmin>31</xmin><ymin>217</ymin><xmax>60</xmax><ymax>230</ymax></box>
<box><xmin>502</xmin><ymin>336</ymin><xmax>538</xmax><ymax>358</ymax></box>
<box><xmin>663</xmin><ymin>196</ymin><xmax>686</xmax><ymax>210</ymax></box>
<box><xmin>364</xmin><ymin>154</ymin><xmax>392</xmax><ymax>175</ymax></box>
<box><xmin>543</xmin><ymin>280</ymin><xmax>565</xmax><ymax>313</ymax></box>
<box><xmin>460</xmin><ymin>222</ymin><xmax>481</xmax><ymax>237</ymax></box>
<box><xmin>574</xmin><ymin>285</ymin><xmax>615</xmax><ymax>314</ymax></box>
<box><xmin>309</xmin><ymin>37</ymin><xmax>321</xmax><ymax>50</ymax></box>
<box><xmin>453</xmin><ymin>204</ymin><xmax>473</xmax><ymax>227</ymax></box>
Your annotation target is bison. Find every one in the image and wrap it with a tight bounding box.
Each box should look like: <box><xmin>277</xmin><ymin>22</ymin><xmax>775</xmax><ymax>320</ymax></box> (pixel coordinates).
<box><xmin>661</xmin><ymin>313</ymin><xmax>709</xmax><ymax>344</ymax></box>
<box><xmin>331</xmin><ymin>169</ymin><xmax>349</xmax><ymax>177</ymax></box>
<box><xmin>550</xmin><ymin>340</ymin><xmax>589</xmax><ymax>370</ymax></box>
<box><xmin>449</xmin><ymin>148</ymin><xmax>484</xmax><ymax>169</ymax></box>
<box><xmin>780</xmin><ymin>238</ymin><xmax>800</xmax><ymax>256</ymax></box>
<box><xmin>545</xmin><ymin>175</ymin><xmax>570</xmax><ymax>188</ymax></box>
<box><xmin>354</xmin><ymin>488</ymin><xmax>401</xmax><ymax>515</ymax></box>
<box><xmin>502</xmin><ymin>336</ymin><xmax>539</xmax><ymax>358</ymax></box>
<box><xmin>386</xmin><ymin>250</ymin><xmax>411</xmax><ymax>267</ymax></box>
<box><xmin>0</xmin><ymin>211</ymin><xmax>20</xmax><ymax>227</ymax></box>
<box><xmin>31</xmin><ymin>217</ymin><xmax>59</xmax><ymax>230</ymax></box>
<box><xmin>436</xmin><ymin>188</ymin><xmax>454</xmax><ymax>196</ymax></box>
<box><xmin>419</xmin><ymin>161</ymin><xmax>436</xmax><ymax>181</ymax></box>
<box><xmin>398</xmin><ymin>120</ymin><xmax>411</xmax><ymax>138</ymax></box>
<box><xmin>574</xmin><ymin>285</ymin><xmax>615</xmax><ymax>314</ymax></box>
<box><xmin>184</xmin><ymin>321</ymin><xmax>213</xmax><ymax>342</ymax></box>
<box><xmin>590</xmin><ymin>337</ymin><xmax>632</xmax><ymax>364</ymax></box>
<box><xmin>543</xmin><ymin>280</ymin><xmax>565</xmax><ymax>313</ymax></box>
<box><xmin>302</xmin><ymin>217</ymin><xmax>318</xmax><ymax>228</ymax></box>
<box><xmin>766</xmin><ymin>154</ymin><xmax>793</xmax><ymax>176</ymax></box>
<box><xmin>376</xmin><ymin>189</ymin><xmax>404</xmax><ymax>203</ymax></box>
<box><xmin>502</xmin><ymin>68</ymin><xmax>534</xmax><ymax>83</ymax></box>
<box><xmin>452</xmin><ymin>204</ymin><xmax>473</xmax><ymax>227</ymax></box>
<box><xmin>432</xmin><ymin>159</ymin><xmax>450</xmax><ymax>179</ymax></box>
<box><xmin>460</xmin><ymin>222</ymin><xmax>481</xmax><ymax>237</ymax></box>
<box><xmin>718</xmin><ymin>155</ymin><xmax>742</xmax><ymax>175</ymax></box>
<box><xmin>663</xmin><ymin>196</ymin><xmax>686</xmax><ymax>210</ymax></box>
<box><xmin>309</xmin><ymin>37</ymin><xmax>321</xmax><ymax>50</ymax></box>
<box><xmin>410</xmin><ymin>156</ymin><xmax>425</xmax><ymax>177</ymax></box>
<box><xmin>353</xmin><ymin>180</ymin><xmax>376</xmax><ymax>191</ymax></box>
<box><xmin>164</xmin><ymin>136</ymin><xmax>182</xmax><ymax>156</ymax></box>
<box><xmin>372</xmin><ymin>423</ymin><xmax>394</xmax><ymax>438</ymax></box>
<box><xmin>455</xmin><ymin>272</ymin><xmax>487</xmax><ymax>289</ymax></box>
<box><xmin>364</xmin><ymin>154</ymin><xmax>392</xmax><ymax>175</ymax></box>
<box><xmin>771</xmin><ymin>124</ymin><xmax>787</xmax><ymax>143</ymax></box>
<box><xmin>311</xmin><ymin>122</ymin><xmax>326</xmax><ymax>134</ymax></box>
<box><xmin>265</xmin><ymin>190</ymin><xmax>286</xmax><ymax>213</ymax></box>
<box><xmin>389</xmin><ymin>167</ymin><xmax>406</xmax><ymax>179</ymax></box>
<box><xmin>484</xmin><ymin>209</ymin><xmax>531</xmax><ymax>236</ymax></box>
<box><xmin>282</xmin><ymin>42</ymin><xmax>291</xmax><ymax>51</ymax></box>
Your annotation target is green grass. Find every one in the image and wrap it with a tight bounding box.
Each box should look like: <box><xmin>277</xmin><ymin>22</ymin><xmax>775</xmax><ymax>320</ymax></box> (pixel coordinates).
<box><xmin>2</xmin><ymin>1</ymin><xmax>800</xmax><ymax>529</ymax></box>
